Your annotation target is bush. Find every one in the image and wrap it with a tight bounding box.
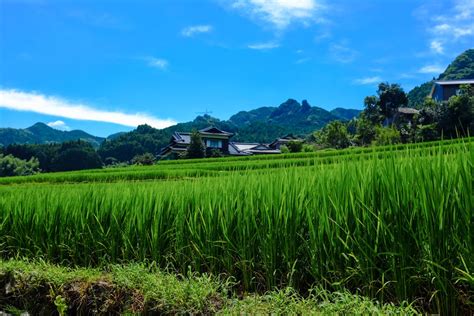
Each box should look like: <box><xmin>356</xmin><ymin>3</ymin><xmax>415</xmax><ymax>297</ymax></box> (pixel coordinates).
<box><xmin>373</xmin><ymin>126</ymin><xmax>401</xmax><ymax>146</ymax></box>
<box><xmin>286</xmin><ymin>141</ymin><xmax>303</xmax><ymax>153</ymax></box>
<box><xmin>280</xmin><ymin>145</ymin><xmax>290</xmax><ymax>153</ymax></box>
<box><xmin>132</xmin><ymin>153</ymin><xmax>156</xmax><ymax>165</ymax></box>
<box><xmin>0</xmin><ymin>154</ymin><xmax>40</xmax><ymax>177</ymax></box>
<box><xmin>302</xmin><ymin>144</ymin><xmax>315</xmax><ymax>152</ymax></box>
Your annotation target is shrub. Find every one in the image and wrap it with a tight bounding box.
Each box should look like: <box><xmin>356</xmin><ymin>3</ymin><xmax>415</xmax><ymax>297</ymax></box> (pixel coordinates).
<box><xmin>0</xmin><ymin>154</ymin><xmax>40</xmax><ymax>177</ymax></box>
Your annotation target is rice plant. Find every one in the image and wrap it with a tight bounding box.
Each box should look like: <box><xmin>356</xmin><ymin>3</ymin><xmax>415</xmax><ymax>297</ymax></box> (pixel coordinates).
<box><xmin>0</xmin><ymin>139</ymin><xmax>472</xmax><ymax>314</ymax></box>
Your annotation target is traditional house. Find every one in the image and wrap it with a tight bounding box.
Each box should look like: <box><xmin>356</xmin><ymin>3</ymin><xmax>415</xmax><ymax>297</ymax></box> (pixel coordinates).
<box><xmin>429</xmin><ymin>79</ymin><xmax>474</xmax><ymax>102</ymax></box>
<box><xmin>269</xmin><ymin>135</ymin><xmax>303</xmax><ymax>150</ymax></box>
<box><xmin>159</xmin><ymin>126</ymin><xmax>282</xmax><ymax>159</ymax></box>
<box><xmin>229</xmin><ymin>143</ymin><xmax>281</xmax><ymax>155</ymax></box>
<box><xmin>159</xmin><ymin>127</ymin><xmax>232</xmax><ymax>159</ymax></box>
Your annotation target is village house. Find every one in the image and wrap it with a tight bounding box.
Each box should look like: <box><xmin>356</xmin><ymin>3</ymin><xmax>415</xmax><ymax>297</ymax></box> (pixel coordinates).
<box><xmin>429</xmin><ymin>79</ymin><xmax>474</xmax><ymax>102</ymax></box>
<box><xmin>159</xmin><ymin>126</ymin><xmax>282</xmax><ymax>159</ymax></box>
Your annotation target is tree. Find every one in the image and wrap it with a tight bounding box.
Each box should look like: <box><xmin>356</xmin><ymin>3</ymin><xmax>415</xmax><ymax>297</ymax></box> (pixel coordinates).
<box><xmin>438</xmin><ymin>84</ymin><xmax>474</xmax><ymax>137</ymax></box>
<box><xmin>286</xmin><ymin>140</ymin><xmax>303</xmax><ymax>153</ymax></box>
<box><xmin>355</xmin><ymin>114</ymin><xmax>377</xmax><ymax>146</ymax></box>
<box><xmin>377</xmin><ymin>82</ymin><xmax>408</xmax><ymax>121</ymax></box>
<box><xmin>362</xmin><ymin>95</ymin><xmax>383</xmax><ymax>125</ymax></box>
<box><xmin>186</xmin><ymin>130</ymin><xmax>205</xmax><ymax>159</ymax></box>
<box><xmin>132</xmin><ymin>152</ymin><xmax>156</xmax><ymax>165</ymax></box>
<box><xmin>313</xmin><ymin>121</ymin><xmax>351</xmax><ymax>149</ymax></box>
<box><xmin>373</xmin><ymin>126</ymin><xmax>401</xmax><ymax>146</ymax></box>
<box><xmin>0</xmin><ymin>154</ymin><xmax>40</xmax><ymax>177</ymax></box>
<box><xmin>51</xmin><ymin>141</ymin><xmax>103</xmax><ymax>172</ymax></box>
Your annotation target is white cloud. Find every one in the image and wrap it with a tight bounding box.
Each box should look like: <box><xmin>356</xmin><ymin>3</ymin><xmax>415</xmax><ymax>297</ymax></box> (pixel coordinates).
<box><xmin>229</xmin><ymin>0</ymin><xmax>322</xmax><ymax>29</ymax></box>
<box><xmin>418</xmin><ymin>65</ymin><xmax>445</xmax><ymax>74</ymax></box>
<box><xmin>0</xmin><ymin>89</ymin><xmax>176</xmax><ymax>129</ymax></box>
<box><xmin>47</xmin><ymin>120</ymin><xmax>70</xmax><ymax>131</ymax></box>
<box><xmin>329</xmin><ymin>43</ymin><xmax>357</xmax><ymax>63</ymax></box>
<box><xmin>354</xmin><ymin>76</ymin><xmax>382</xmax><ymax>85</ymax></box>
<box><xmin>419</xmin><ymin>0</ymin><xmax>474</xmax><ymax>55</ymax></box>
<box><xmin>247</xmin><ymin>41</ymin><xmax>280</xmax><ymax>50</ymax></box>
<box><xmin>430</xmin><ymin>40</ymin><xmax>444</xmax><ymax>54</ymax></box>
<box><xmin>147</xmin><ymin>57</ymin><xmax>168</xmax><ymax>70</ymax></box>
<box><xmin>181</xmin><ymin>24</ymin><xmax>213</xmax><ymax>37</ymax></box>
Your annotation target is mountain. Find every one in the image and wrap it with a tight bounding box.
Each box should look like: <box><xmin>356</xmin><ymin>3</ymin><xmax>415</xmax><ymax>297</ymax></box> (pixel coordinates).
<box><xmin>330</xmin><ymin>108</ymin><xmax>362</xmax><ymax>121</ymax></box>
<box><xmin>99</xmin><ymin>99</ymin><xmax>360</xmax><ymax>161</ymax></box>
<box><xmin>0</xmin><ymin>123</ymin><xmax>105</xmax><ymax>148</ymax></box>
<box><xmin>408</xmin><ymin>49</ymin><xmax>474</xmax><ymax>108</ymax></box>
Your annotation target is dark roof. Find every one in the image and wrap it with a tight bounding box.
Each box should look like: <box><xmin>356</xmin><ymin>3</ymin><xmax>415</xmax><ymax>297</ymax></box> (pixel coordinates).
<box><xmin>172</xmin><ymin>132</ymin><xmax>191</xmax><ymax>144</ymax></box>
<box><xmin>199</xmin><ymin>126</ymin><xmax>233</xmax><ymax>136</ymax></box>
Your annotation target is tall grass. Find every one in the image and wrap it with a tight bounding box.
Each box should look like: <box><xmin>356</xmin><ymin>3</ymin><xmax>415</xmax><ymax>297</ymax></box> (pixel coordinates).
<box><xmin>0</xmin><ymin>140</ymin><xmax>472</xmax><ymax>313</ymax></box>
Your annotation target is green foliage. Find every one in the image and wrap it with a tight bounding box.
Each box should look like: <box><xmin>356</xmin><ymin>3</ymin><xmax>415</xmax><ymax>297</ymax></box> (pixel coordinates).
<box><xmin>186</xmin><ymin>130</ymin><xmax>205</xmax><ymax>159</ymax></box>
<box><xmin>0</xmin><ymin>154</ymin><xmax>40</xmax><ymax>177</ymax></box>
<box><xmin>209</xmin><ymin>149</ymin><xmax>223</xmax><ymax>158</ymax></box>
<box><xmin>377</xmin><ymin>82</ymin><xmax>408</xmax><ymax>120</ymax></box>
<box><xmin>355</xmin><ymin>115</ymin><xmax>377</xmax><ymax>146</ymax></box>
<box><xmin>0</xmin><ymin>139</ymin><xmax>471</xmax><ymax>314</ymax></box>
<box><xmin>438</xmin><ymin>84</ymin><xmax>474</xmax><ymax>137</ymax></box>
<box><xmin>4</xmin><ymin>141</ymin><xmax>102</xmax><ymax>172</ymax></box>
<box><xmin>407</xmin><ymin>49</ymin><xmax>474</xmax><ymax>107</ymax></box>
<box><xmin>302</xmin><ymin>144</ymin><xmax>315</xmax><ymax>152</ymax></box>
<box><xmin>51</xmin><ymin>141</ymin><xmax>103</xmax><ymax>172</ymax></box>
<box><xmin>0</xmin><ymin>259</ymin><xmax>417</xmax><ymax>314</ymax></box>
<box><xmin>440</xmin><ymin>48</ymin><xmax>474</xmax><ymax>80</ymax></box>
<box><xmin>407</xmin><ymin>80</ymin><xmax>435</xmax><ymax>108</ymax></box>
<box><xmin>313</xmin><ymin>120</ymin><xmax>351</xmax><ymax>149</ymax></box>
<box><xmin>131</xmin><ymin>152</ymin><xmax>156</xmax><ymax>165</ymax></box>
<box><xmin>286</xmin><ymin>140</ymin><xmax>303</xmax><ymax>153</ymax></box>
<box><xmin>373</xmin><ymin>126</ymin><xmax>401</xmax><ymax>146</ymax></box>
<box><xmin>279</xmin><ymin>145</ymin><xmax>290</xmax><ymax>153</ymax></box>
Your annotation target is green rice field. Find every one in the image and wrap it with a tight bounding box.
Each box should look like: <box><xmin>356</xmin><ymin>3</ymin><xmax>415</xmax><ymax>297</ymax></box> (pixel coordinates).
<box><xmin>0</xmin><ymin>138</ymin><xmax>472</xmax><ymax>314</ymax></box>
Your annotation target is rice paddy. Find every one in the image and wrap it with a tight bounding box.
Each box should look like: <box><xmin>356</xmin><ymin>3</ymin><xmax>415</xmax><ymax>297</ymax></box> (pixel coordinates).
<box><xmin>0</xmin><ymin>138</ymin><xmax>472</xmax><ymax>314</ymax></box>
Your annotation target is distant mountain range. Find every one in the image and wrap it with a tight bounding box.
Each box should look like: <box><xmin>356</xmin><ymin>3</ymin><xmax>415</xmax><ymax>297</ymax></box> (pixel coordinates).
<box><xmin>0</xmin><ymin>122</ymin><xmax>105</xmax><ymax>148</ymax></box>
<box><xmin>0</xmin><ymin>100</ymin><xmax>361</xmax><ymax>149</ymax></box>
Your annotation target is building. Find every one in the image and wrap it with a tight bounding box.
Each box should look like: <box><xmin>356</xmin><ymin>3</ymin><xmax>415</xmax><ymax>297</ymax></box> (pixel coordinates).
<box><xmin>430</xmin><ymin>79</ymin><xmax>474</xmax><ymax>102</ymax></box>
<box><xmin>269</xmin><ymin>135</ymin><xmax>303</xmax><ymax>150</ymax></box>
<box><xmin>159</xmin><ymin>126</ymin><xmax>281</xmax><ymax>159</ymax></box>
<box><xmin>229</xmin><ymin>143</ymin><xmax>281</xmax><ymax>155</ymax></box>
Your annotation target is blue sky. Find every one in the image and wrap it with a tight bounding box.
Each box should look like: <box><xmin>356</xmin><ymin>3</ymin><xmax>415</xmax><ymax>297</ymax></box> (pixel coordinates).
<box><xmin>1</xmin><ymin>0</ymin><xmax>473</xmax><ymax>137</ymax></box>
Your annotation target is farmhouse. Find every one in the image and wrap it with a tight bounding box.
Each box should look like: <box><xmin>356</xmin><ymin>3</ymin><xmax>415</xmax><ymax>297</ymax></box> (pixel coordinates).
<box><xmin>429</xmin><ymin>79</ymin><xmax>474</xmax><ymax>102</ymax></box>
<box><xmin>159</xmin><ymin>126</ymin><xmax>281</xmax><ymax>159</ymax></box>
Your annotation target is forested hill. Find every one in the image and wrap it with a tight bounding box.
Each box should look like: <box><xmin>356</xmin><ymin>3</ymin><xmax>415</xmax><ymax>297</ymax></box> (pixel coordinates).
<box><xmin>98</xmin><ymin>99</ymin><xmax>361</xmax><ymax>162</ymax></box>
<box><xmin>408</xmin><ymin>49</ymin><xmax>474</xmax><ymax>108</ymax></box>
<box><xmin>0</xmin><ymin>123</ymin><xmax>105</xmax><ymax>148</ymax></box>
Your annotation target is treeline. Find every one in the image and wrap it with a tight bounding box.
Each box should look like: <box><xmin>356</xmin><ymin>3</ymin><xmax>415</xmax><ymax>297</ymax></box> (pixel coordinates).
<box><xmin>0</xmin><ymin>140</ymin><xmax>102</xmax><ymax>176</ymax></box>
<box><xmin>1</xmin><ymin>82</ymin><xmax>473</xmax><ymax>176</ymax></box>
<box><xmin>303</xmin><ymin>82</ymin><xmax>473</xmax><ymax>151</ymax></box>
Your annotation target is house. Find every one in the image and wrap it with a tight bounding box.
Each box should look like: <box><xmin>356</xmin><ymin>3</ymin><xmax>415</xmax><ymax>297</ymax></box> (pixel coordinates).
<box><xmin>159</xmin><ymin>126</ymin><xmax>282</xmax><ymax>159</ymax></box>
<box><xmin>269</xmin><ymin>135</ymin><xmax>303</xmax><ymax>150</ymax></box>
<box><xmin>229</xmin><ymin>143</ymin><xmax>281</xmax><ymax>155</ymax></box>
<box><xmin>159</xmin><ymin>127</ymin><xmax>232</xmax><ymax>159</ymax></box>
<box><xmin>429</xmin><ymin>79</ymin><xmax>474</xmax><ymax>102</ymax></box>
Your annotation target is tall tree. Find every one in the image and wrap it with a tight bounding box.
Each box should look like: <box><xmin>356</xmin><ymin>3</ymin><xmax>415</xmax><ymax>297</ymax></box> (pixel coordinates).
<box><xmin>377</xmin><ymin>82</ymin><xmax>408</xmax><ymax>120</ymax></box>
<box><xmin>186</xmin><ymin>130</ymin><xmax>205</xmax><ymax>159</ymax></box>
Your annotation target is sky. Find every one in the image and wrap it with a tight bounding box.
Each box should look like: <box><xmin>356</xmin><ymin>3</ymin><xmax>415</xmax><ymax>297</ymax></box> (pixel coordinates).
<box><xmin>0</xmin><ymin>0</ymin><xmax>473</xmax><ymax>137</ymax></box>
